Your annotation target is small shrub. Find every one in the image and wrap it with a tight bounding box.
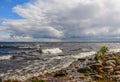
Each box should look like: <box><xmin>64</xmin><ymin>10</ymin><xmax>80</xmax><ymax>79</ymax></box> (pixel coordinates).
<box><xmin>100</xmin><ymin>46</ymin><xmax>108</xmax><ymax>55</ymax></box>
<box><xmin>94</xmin><ymin>53</ymin><xmax>102</xmax><ymax>61</ymax></box>
<box><xmin>116</xmin><ymin>57</ymin><xmax>120</xmax><ymax>64</ymax></box>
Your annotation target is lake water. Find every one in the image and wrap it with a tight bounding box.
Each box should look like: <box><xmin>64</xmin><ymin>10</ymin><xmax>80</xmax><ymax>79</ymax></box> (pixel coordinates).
<box><xmin>0</xmin><ymin>42</ymin><xmax>120</xmax><ymax>80</ymax></box>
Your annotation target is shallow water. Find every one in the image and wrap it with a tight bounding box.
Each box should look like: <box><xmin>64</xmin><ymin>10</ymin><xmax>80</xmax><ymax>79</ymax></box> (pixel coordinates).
<box><xmin>0</xmin><ymin>42</ymin><xmax>120</xmax><ymax>80</ymax></box>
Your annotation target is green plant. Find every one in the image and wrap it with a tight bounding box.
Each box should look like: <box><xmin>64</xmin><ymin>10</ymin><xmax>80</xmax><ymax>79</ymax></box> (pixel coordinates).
<box><xmin>100</xmin><ymin>46</ymin><xmax>108</xmax><ymax>55</ymax></box>
<box><xmin>32</xmin><ymin>79</ymin><xmax>46</xmax><ymax>82</ymax></box>
<box><xmin>116</xmin><ymin>57</ymin><xmax>120</xmax><ymax>64</ymax></box>
<box><xmin>37</xmin><ymin>48</ymin><xmax>43</xmax><ymax>53</ymax></box>
<box><xmin>94</xmin><ymin>53</ymin><xmax>101</xmax><ymax>60</ymax></box>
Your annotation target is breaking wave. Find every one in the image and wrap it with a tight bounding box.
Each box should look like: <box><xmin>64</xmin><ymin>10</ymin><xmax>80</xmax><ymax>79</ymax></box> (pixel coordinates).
<box><xmin>42</xmin><ymin>48</ymin><xmax>62</xmax><ymax>54</ymax></box>
<box><xmin>109</xmin><ymin>49</ymin><xmax>120</xmax><ymax>53</ymax></box>
<box><xmin>71</xmin><ymin>51</ymin><xmax>96</xmax><ymax>59</ymax></box>
<box><xmin>0</xmin><ymin>55</ymin><xmax>12</xmax><ymax>60</ymax></box>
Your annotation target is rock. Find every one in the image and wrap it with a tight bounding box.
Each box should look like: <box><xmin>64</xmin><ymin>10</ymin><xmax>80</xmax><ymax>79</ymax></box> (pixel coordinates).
<box><xmin>90</xmin><ymin>63</ymin><xmax>102</xmax><ymax>67</ymax></box>
<box><xmin>54</xmin><ymin>69</ymin><xmax>67</xmax><ymax>77</ymax></box>
<box><xmin>0</xmin><ymin>78</ymin><xmax>2</xmax><ymax>82</ymax></box>
<box><xmin>94</xmin><ymin>74</ymin><xmax>103</xmax><ymax>79</ymax></box>
<box><xmin>114</xmin><ymin>71</ymin><xmax>120</xmax><ymax>75</ymax></box>
<box><xmin>107</xmin><ymin>57</ymin><xmax>117</xmax><ymax>60</ymax></box>
<box><xmin>103</xmin><ymin>66</ymin><xmax>113</xmax><ymax>72</ymax></box>
<box><xmin>105</xmin><ymin>60</ymin><xmax>116</xmax><ymax>64</ymax></box>
<box><xmin>115</xmin><ymin>65</ymin><xmax>120</xmax><ymax>71</ymax></box>
<box><xmin>88</xmin><ymin>61</ymin><xmax>101</xmax><ymax>65</ymax></box>
<box><xmin>111</xmin><ymin>75</ymin><xmax>120</xmax><ymax>81</ymax></box>
<box><xmin>104</xmin><ymin>61</ymin><xmax>116</xmax><ymax>67</ymax></box>
<box><xmin>90</xmin><ymin>63</ymin><xmax>103</xmax><ymax>71</ymax></box>
<box><xmin>78</xmin><ymin>58</ymin><xmax>86</xmax><ymax>62</ymax></box>
<box><xmin>77</xmin><ymin>66</ymin><xmax>91</xmax><ymax>73</ymax></box>
<box><xmin>89</xmin><ymin>73</ymin><xmax>95</xmax><ymax>78</ymax></box>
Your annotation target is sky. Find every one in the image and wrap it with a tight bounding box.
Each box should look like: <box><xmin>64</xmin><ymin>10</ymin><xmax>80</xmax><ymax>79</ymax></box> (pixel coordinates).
<box><xmin>0</xmin><ymin>0</ymin><xmax>120</xmax><ymax>42</ymax></box>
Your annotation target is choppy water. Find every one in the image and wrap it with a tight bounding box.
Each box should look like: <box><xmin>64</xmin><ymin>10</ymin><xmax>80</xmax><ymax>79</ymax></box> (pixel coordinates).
<box><xmin>0</xmin><ymin>42</ymin><xmax>120</xmax><ymax>81</ymax></box>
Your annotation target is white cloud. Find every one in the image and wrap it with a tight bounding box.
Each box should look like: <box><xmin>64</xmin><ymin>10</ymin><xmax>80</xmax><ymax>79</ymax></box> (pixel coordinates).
<box><xmin>1</xmin><ymin>0</ymin><xmax>120</xmax><ymax>41</ymax></box>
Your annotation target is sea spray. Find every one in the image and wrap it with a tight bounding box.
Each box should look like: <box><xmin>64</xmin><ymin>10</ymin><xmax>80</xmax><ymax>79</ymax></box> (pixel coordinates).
<box><xmin>71</xmin><ymin>51</ymin><xmax>96</xmax><ymax>59</ymax></box>
<box><xmin>109</xmin><ymin>49</ymin><xmax>120</xmax><ymax>53</ymax></box>
<box><xmin>42</xmin><ymin>48</ymin><xmax>62</xmax><ymax>54</ymax></box>
<box><xmin>0</xmin><ymin>55</ymin><xmax>12</xmax><ymax>60</ymax></box>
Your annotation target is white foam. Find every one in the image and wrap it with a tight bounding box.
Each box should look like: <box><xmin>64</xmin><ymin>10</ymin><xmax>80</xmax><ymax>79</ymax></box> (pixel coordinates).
<box><xmin>42</xmin><ymin>48</ymin><xmax>62</xmax><ymax>54</ymax></box>
<box><xmin>109</xmin><ymin>49</ymin><xmax>120</xmax><ymax>53</ymax></box>
<box><xmin>0</xmin><ymin>55</ymin><xmax>12</xmax><ymax>60</ymax></box>
<box><xmin>71</xmin><ymin>51</ymin><xmax>96</xmax><ymax>59</ymax></box>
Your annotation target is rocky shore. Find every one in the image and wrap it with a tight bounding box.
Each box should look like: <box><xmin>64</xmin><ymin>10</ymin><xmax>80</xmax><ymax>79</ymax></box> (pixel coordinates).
<box><xmin>3</xmin><ymin>46</ymin><xmax>120</xmax><ymax>82</ymax></box>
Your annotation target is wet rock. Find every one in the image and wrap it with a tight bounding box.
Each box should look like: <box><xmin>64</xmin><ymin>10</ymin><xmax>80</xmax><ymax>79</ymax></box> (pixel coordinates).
<box><xmin>88</xmin><ymin>61</ymin><xmax>102</xmax><ymax>65</ymax></box>
<box><xmin>115</xmin><ymin>65</ymin><xmax>120</xmax><ymax>71</ymax></box>
<box><xmin>78</xmin><ymin>58</ymin><xmax>86</xmax><ymax>62</ymax></box>
<box><xmin>103</xmin><ymin>66</ymin><xmax>113</xmax><ymax>72</ymax></box>
<box><xmin>114</xmin><ymin>71</ymin><xmax>120</xmax><ymax>75</ymax></box>
<box><xmin>105</xmin><ymin>60</ymin><xmax>116</xmax><ymax>64</ymax></box>
<box><xmin>94</xmin><ymin>74</ymin><xmax>103</xmax><ymax>79</ymax></box>
<box><xmin>90</xmin><ymin>63</ymin><xmax>103</xmax><ymax>71</ymax></box>
<box><xmin>104</xmin><ymin>61</ymin><xmax>116</xmax><ymax>67</ymax></box>
<box><xmin>54</xmin><ymin>69</ymin><xmax>67</xmax><ymax>77</ymax></box>
<box><xmin>77</xmin><ymin>66</ymin><xmax>91</xmax><ymax>73</ymax></box>
<box><xmin>90</xmin><ymin>63</ymin><xmax>102</xmax><ymax>67</ymax></box>
<box><xmin>111</xmin><ymin>75</ymin><xmax>120</xmax><ymax>81</ymax></box>
<box><xmin>107</xmin><ymin>57</ymin><xmax>117</xmax><ymax>60</ymax></box>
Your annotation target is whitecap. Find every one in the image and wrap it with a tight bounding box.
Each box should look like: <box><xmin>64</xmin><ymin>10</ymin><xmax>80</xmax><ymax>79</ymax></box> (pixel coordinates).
<box><xmin>109</xmin><ymin>49</ymin><xmax>120</xmax><ymax>53</ymax></box>
<box><xmin>0</xmin><ymin>55</ymin><xmax>12</xmax><ymax>60</ymax></box>
<box><xmin>71</xmin><ymin>51</ymin><xmax>96</xmax><ymax>59</ymax></box>
<box><xmin>42</xmin><ymin>48</ymin><xmax>62</xmax><ymax>54</ymax></box>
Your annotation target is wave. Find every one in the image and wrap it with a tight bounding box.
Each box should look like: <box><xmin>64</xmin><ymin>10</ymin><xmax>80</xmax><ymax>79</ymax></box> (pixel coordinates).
<box><xmin>0</xmin><ymin>55</ymin><xmax>12</xmax><ymax>60</ymax></box>
<box><xmin>18</xmin><ymin>46</ymin><xmax>35</xmax><ymax>49</ymax></box>
<box><xmin>42</xmin><ymin>48</ymin><xmax>62</xmax><ymax>54</ymax></box>
<box><xmin>71</xmin><ymin>51</ymin><xmax>96</xmax><ymax>59</ymax></box>
<box><xmin>109</xmin><ymin>49</ymin><xmax>120</xmax><ymax>53</ymax></box>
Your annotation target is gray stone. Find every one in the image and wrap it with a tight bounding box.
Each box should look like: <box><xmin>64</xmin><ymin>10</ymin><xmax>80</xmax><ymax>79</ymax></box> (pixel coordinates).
<box><xmin>103</xmin><ymin>66</ymin><xmax>113</xmax><ymax>72</ymax></box>
<box><xmin>77</xmin><ymin>66</ymin><xmax>91</xmax><ymax>73</ymax></box>
<box><xmin>111</xmin><ymin>75</ymin><xmax>120</xmax><ymax>80</ymax></box>
<box><xmin>105</xmin><ymin>60</ymin><xmax>116</xmax><ymax>64</ymax></box>
<box><xmin>54</xmin><ymin>70</ymin><xmax>67</xmax><ymax>77</ymax></box>
<box><xmin>94</xmin><ymin>74</ymin><xmax>103</xmax><ymax>79</ymax></box>
<box><xmin>114</xmin><ymin>71</ymin><xmax>120</xmax><ymax>75</ymax></box>
<box><xmin>115</xmin><ymin>65</ymin><xmax>120</xmax><ymax>71</ymax></box>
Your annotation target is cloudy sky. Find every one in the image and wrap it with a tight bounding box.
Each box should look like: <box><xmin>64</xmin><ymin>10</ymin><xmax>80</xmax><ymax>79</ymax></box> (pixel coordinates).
<box><xmin>0</xmin><ymin>0</ymin><xmax>120</xmax><ymax>42</ymax></box>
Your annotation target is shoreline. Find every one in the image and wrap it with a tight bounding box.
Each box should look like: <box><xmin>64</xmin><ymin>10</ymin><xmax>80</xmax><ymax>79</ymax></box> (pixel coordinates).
<box><xmin>1</xmin><ymin>48</ymin><xmax>120</xmax><ymax>82</ymax></box>
<box><xmin>24</xmin><ymin>51</ymin><xmax>120</xmax><ymax>82</ymax></box>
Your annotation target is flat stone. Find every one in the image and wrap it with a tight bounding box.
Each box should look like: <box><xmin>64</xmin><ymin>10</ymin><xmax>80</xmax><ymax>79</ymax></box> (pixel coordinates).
<box><xmin>115</xmin><ymin>65</ymin><xmax>120</xmax><ymax>71</ymax></box>
<box><xmin>91</xmin><ymin>63</ymin><xmax>103</xmax><ymax>67</ymax></box>
<box><xmin>111</xmin><ymin>75</ymin><xmax>120</xmax><ymax>80</ymax></box>
<box><xmin>78</xmin><ymin>58</ymin><xmax>86</xmax><ymax>62</ymax></box>
<box><xmin>88</xmin><ymin>61</ymin><xmax>101</xmax><ymax>65</ymax></box>
<box><xmin>94</xmin><ymin>74</ymin><xmax>103</xmax><ymax>79</ymax></box>
<box><xmin>105</xmin><ymin>60</ymin><xmax>116</xmax><ymax>64</ymax></box>
<box><xmin>107</xmin><ymin>57</ymin><xmax>117</xmax><ymax>60</ymax></box>
<box><xmin>77</xmin><ymin>66</ymin><xmax>91</xmax><ymax>73</ymax></box>
<box><xmin>114</xmin><ymin>71</ymin><xmax>120</xmax><ymax>75</ymax></box>
<box><xmin>103</xmin><ymin>66</ymin><xmax>113</xmax><ymax>72</ymax></box>
<box><xmin>54</xmin><ymin>69</ymin><xmax>67</xmax><ymax>77</ymax></box>
<box><xmin>105</xmin><ymin>62</ymin><xmax>116</xmax><ymax>67</ymax></box>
